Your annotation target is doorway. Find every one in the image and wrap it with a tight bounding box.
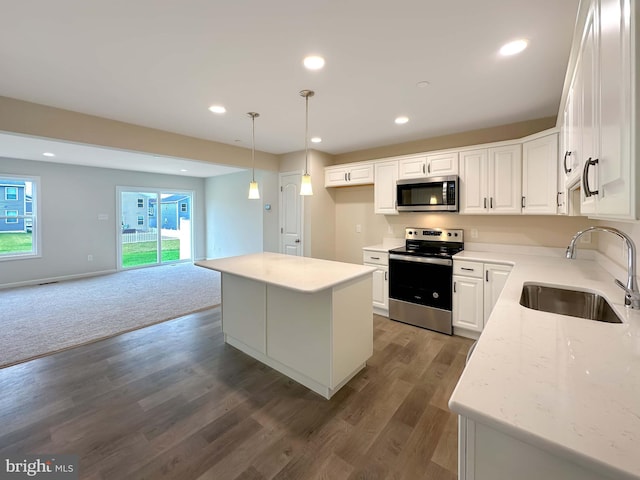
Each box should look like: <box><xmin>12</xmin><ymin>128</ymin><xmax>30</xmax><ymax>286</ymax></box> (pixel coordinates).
<box><xmin>117</xmin><ymin>187</ymin><xmax>194</xmax><ymax>269</ymax></box>
<box><xmin>279</xmin><ymin>172</ymin><xmax>303</xmax><ymax>256</ymax></box>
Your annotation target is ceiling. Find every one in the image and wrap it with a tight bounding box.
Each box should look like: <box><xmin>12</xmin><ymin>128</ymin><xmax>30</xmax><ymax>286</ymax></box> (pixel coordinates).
<box><xmin>0</xmin><ymin>0</ymin><xmax>580</xmax><ymax>176</ymax></box>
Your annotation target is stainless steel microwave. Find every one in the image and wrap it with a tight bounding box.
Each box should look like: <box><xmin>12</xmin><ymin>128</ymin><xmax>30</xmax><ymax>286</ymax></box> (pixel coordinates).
<box><xmin>396</xmin><ymin>175</ymin><xmax>459</xmax><ymax>212</ymax></box>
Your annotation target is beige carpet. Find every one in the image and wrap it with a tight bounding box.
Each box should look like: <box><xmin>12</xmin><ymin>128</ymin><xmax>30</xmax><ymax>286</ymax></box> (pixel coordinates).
<box><xmin>0</xmin><ymin>262</ymin><xmax>221</xmax><ymax>368</ymax></box>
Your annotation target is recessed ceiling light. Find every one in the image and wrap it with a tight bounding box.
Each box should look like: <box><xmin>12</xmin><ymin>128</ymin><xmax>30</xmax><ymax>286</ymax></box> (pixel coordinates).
<box><xmin>180</xmin><ymin>169</ymin><xmax>188</xmax><ymax>172</ymax></box>
<box><xmin>311</xmin><ymin>137</ymin><xmax>322</xmax><ymax>143</ymax></box>
<box><xmin>42</xmin><ymin>152</ymin><xmax>55</xmax><ymax>157</ymax></box>
<box><xmin>303</xmin><ymin>55</ymin><xmax>325</xmax><ymax>70</ymax></box>
<box><xmin>416</xmin><ymin>81</ymin><xmax>430</xmax><ymax>88</ymax></box>
<box><xmin>395</xmin><ymin>116</ymin><xmax>409</xmax><ymax>125</ymax></box>
<box><xmin>208</xmin><ymin>105</ymin><xmax>226</xmax><ymax>114</ymax></box>
<box><xmin>499</xmin><ymin>39</ymin><xmax>528</xmax><ymax>56</ymax></box>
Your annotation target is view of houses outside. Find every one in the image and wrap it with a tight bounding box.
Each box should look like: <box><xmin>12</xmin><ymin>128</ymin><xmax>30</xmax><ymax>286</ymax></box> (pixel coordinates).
<box><xmin>0</xmin><ymin>178</ymin><xmax>35</xmax><ymax>257</ymax></box>
<box><xmin>120</xmin><ymin>191</ymin><xmax>192</xmax><ymax>268</ymax></box>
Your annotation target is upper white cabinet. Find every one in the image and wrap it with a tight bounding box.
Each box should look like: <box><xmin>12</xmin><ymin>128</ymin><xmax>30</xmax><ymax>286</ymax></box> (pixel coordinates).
<box><xmin>374</xmin><ymin>160</ymin><xmax>399</xmax><ymax>215</ymax></box>
<box><xmin>560</xmin><ymin>0</ymin><xmax>636</xmax><ymax>220</ymax></box>
<box><xmin>398</xmin><ymin>152</ymin><xmax>458</xmax><ymax>179</ymax></box>
<box><xmin>325</xmin><ymin>162</ymin><xmax>374</xmax><ymax>187</ymax></box>
<box><xmin>459</xmin><ymin>144</ymin><xmax>522</xmax><ymax>214</ymax></box>
<box><xmin>522</xmin><ymin>133</ymin><xmax>559</xmax><ymax>214</ymax></box>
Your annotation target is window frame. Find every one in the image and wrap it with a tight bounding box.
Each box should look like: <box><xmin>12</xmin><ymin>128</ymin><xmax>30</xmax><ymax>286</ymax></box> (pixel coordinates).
<box><xmin>5</xmin><ymin>187</ymin><xmax>17</xmax><ymax>201</ymax></box>
<box><xmin>0</xmin><ymin>175</ymin><xmax>41</xmax><ymax>261</ymax></box>
<box><xmin>5</xmin><ymin>210</ymin><xmax>18</xmax><ymax>223</ymax></box>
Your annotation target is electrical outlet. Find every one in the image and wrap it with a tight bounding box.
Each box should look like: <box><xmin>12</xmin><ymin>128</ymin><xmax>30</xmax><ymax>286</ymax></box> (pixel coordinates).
<box><xmin>580</xmin><ymin>232</ymin><xmax>592</xmax><ymax>243</ymax></box>
<box><xmin>87</xmin><ymin>254</ymin><xmax>93</xmax><ymax>262</ymax></box>
<box><xmin>471</xmin><ymin>229</ymin><xmax>478</xmax><ymax>239</ymax></box>
<box><xmin>355</xmin><ymin>224</ymin><xmax>362</xmax><ymax>233</ymax></box>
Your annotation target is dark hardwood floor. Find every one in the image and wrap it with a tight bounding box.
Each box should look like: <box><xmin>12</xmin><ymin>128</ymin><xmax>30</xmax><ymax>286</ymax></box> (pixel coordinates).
<box><xmin>0</xmin><ymin>308</ymin><xmax>473</xmax><ymax>480</ymax></box>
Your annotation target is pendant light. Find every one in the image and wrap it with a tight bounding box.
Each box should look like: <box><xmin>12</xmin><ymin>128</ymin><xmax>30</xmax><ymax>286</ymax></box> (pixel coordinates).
<box><xmin>299</xmin><ymin>89</ymin><xmax>314</xmax><ymax>196</ymax></box>
<box><xmin>247</xmin><ymin>112</ymin><xmax>260</xmax><ymax>199</ymax></box>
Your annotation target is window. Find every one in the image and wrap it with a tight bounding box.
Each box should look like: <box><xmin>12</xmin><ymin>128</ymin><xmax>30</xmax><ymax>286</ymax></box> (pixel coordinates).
<box><xmin>137</xmin><ymin>215</ymin><xmax>144</xmax><ymax>226</ymax></box>
<box><xmin>180</xmin><ymin>203</ymin><xmax>187</xmax><ymax>212</ymax></box>
<box><xmin>5</xmin><ymin>210</ymin><xmax>18</xmax><ymax>223</ymax></box>
<box><xmin>0</xmin><ymin>175</ymin><xmax>40</xmax><ymax>260</ymax></box>
<box><xmin>5</xmin><ymin>187</ymin><xmax>17</xmax><ymax>200</ymax></box>
<box><xmin>137</xmin><ymin>198</ymin><xmax>144</xmax><ymax>208</ymax></box>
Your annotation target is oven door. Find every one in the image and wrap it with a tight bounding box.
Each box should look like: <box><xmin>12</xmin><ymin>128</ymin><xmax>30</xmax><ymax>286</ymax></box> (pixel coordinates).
<box><xmin>388</xmin><ymin>254</ymin><xmax>452</xmax><ymax>309</ymax></box>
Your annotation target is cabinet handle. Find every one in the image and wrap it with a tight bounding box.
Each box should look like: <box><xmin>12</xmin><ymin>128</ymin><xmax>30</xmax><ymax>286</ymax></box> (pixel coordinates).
<box><xmin>582</xmin><ymin>157</ymin><xmax>599</xmax><ymax>197</ymax></box>
<box><xmin>521</xmin><ymin>196</ymin><xmax>526</xmax><ymax>208</ymax></box>
<box><xmin>557</xmin><ymin>192</ymin><xmax>563</xmax><ymax>207</ymax></box>
<box><xmin>427</xmin><ymin>163</ymin><xmax>431</xmax><ymax>174</ymax></box>
<box><xmin>385</xmin><ymin>271</ymin><xmax>388</xmax><ymax>281</ymax></box>
<box><xmin>486</xmin><ymin>270</ymin><xmax>489</xmax><ymax>282</ymax></box>
<box><xmin>422</xmin><ymin>164</ymin><xmax>426</xmax><ymax>174</ymax></box>
<box><xmin>453</xmin><ymin>281</ymin><xmax>457</xmax><ymax>293</ymax></box>
<box><xmin>483</xmin><ymin>197</ymin><xmax>487</xmax><ymax>209</ymax></box>
<box><xmin>461</xmin><ymin>267</ymin><xmax>475</xmax><ymax>271</ymax></box>
<box><xmin>563</xmin><ymin>151</ymin><xmax>572</xmax><ymax>174</ymax></box>
<box><xmin>344</xmin><ymin>173</ymin><xmax>347</xmax><ymax>181</ymax></box>
<box><xmin>490</xmin><ymin>197</ymin><xmax>494</xmax><ymax>209</ymax></box>
<box><xmin>371</xmin><ymin>256</ymin><xmax>380</xmax><ymax>260</ymax></box>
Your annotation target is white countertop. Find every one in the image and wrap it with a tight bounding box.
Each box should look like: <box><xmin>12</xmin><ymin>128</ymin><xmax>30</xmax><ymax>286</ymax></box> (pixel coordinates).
<box><xmin>196</xmin><ymin>252</ymin><xmax>376</xmax><ymax>293</ymax></box>
<box><xmin>449</xmin><ymin>250</ymin><xmax>640</xmax><ymax>479</ymax></box>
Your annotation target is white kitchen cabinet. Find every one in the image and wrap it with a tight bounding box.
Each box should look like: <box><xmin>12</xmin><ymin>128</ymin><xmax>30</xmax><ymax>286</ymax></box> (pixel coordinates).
<box><xmin>452</xmin><ymin>260</ymin><xmax>512</xmax><ymax>338</ymax></box>
<box><xmin>325</xmin><ymin>162</ymin><xmax>374</xmax><ymax>187</ymax></box>
<box><xmin>522</xmin><ymin>133</ymin><xmax>558</xmax><ymax>214</ymax></box>
<box><xmin>374</xmin><ymin>160</ymin><xmax>399</xmax><ymax>215</ymax></box>
<box><xmin>398</xmin><ymin>151</ymin><xmax>458</xmax><ymax>179</ymax></box>
<box><xmin>483</xmin><ymin>263</ymin><xmax>512</xmax><ymax>322</ymax></box>
<box><xmin>458</xmin><ymin>416</ymin><xmax>616</xmax><ymax>480</ymax></box>
<box><xmin>459</xmin><ymin>144</ymin><xmax>522</xmax><ymax>215</ymax></box>
<box><xmin>559</xmin><ymin>0</ymin><xmax>636</xmax><ymax>220</ymax></box>
<box><xmin>363</xmin><ymin>249</ymin><xmax>389</xmax><ymax>315</ymax></box>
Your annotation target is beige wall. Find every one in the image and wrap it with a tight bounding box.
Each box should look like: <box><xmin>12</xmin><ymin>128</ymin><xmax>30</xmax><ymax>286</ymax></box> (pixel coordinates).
<box><xmin>332</xmin><ymin>116</ymin><xmax>556</xmax><ymax>164</ymax></box>
<box><xmin>0</xmin><ymin>96</ymin><xmax>279</xmax><ymax>171</ymax></box>
<box><xmin>334</xmin><ymin>185</ymin><xmax>594</xmax><ymax>264</ymax></box>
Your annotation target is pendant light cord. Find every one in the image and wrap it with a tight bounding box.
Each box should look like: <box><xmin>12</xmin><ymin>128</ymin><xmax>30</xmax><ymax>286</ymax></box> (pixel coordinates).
<box><xmin>304</xmin><ymin>94</ymin><xmax>309</xmax><ymax>175</ymax></box>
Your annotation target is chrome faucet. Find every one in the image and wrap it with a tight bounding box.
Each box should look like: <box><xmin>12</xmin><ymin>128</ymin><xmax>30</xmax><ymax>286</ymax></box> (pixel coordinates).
<box><xmin>566</xmin><ymin>226</ymin><xmax>640</xmax><ymax>309</ymax></box>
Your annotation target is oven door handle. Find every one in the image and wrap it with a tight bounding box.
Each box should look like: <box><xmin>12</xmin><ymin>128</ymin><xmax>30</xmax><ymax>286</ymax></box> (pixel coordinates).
<box><xmin>389</xmin><ymin>254</ymin><xmax>452</xmax><ymax>266</ymax></box>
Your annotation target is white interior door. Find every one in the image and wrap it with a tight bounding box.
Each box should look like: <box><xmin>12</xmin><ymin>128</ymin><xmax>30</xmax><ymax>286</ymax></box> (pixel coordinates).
<box><xmin>279</xmin><ymin>172</ymin><xmax>303</xmax><ymax>256</ymax></box>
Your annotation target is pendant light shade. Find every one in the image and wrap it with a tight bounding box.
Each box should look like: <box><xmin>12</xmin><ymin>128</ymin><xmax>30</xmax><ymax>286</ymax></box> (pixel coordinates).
<box><xmin>247</xmin><ymin>112</ymin><xmax>260</xmax><ymax>200</ymax></box>
<box><xmin>299</xmin><ymin>90</ymin><xmax>314</xmax><ymax>196</ymax></box>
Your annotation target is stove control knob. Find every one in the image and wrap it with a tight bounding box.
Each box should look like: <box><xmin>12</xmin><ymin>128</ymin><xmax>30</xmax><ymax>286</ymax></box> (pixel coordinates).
<box><xmin>433</xmin><ymin>292</ymin><xmax>440</xmax><ymax>299</ymax></box>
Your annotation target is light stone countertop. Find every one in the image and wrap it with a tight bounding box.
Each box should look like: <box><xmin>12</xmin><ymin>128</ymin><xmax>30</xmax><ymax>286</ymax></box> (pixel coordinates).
<box><xmin>196</xmin><ymin>252</ymin><xmax>376</xmax><ymax>293</ymax></box>
<box><xmin>449</xmin><ymin>250</ymin><xmax>640</xmax><ymax>480</ymax></box>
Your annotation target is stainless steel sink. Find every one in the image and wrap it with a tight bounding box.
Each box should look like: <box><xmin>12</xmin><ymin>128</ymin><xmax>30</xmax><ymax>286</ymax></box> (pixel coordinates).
<box><xmin>519</xmin><ymin>283</ymin><xmax>622</xmax><ymax>324</ymax></box>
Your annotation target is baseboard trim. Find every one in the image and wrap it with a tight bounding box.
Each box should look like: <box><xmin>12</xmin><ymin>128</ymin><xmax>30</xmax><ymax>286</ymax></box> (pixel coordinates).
<box><xmin>0</xmin><ymin>269</ymin><xmax>117</xmax><ymax>290</ymax></box>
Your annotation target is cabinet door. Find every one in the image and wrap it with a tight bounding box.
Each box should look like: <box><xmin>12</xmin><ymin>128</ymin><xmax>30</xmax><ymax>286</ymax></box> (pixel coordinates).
<box><xmin>398</xmin><ymin>156</ymin><xmax>427</xmax><ymax>179</ymax></box>
<box><xmin>374</xmin><ymin>161</ymin><xmax>399</xmax><ymax>215</ymax></box>
<box><xmin>426</xmin><ymin>152</ymin><xmax>458</xmax><ymax>176</ymax></box>
<box><xmin>348</xmin><ymin>163</ymin><xmax>375</xmax><ymax>185</ymax></box>
<box><xmin>580</xmin><ymin>5</ymin><xmax>598</xmax><ymax>214</ymax></box>
<box><xmin>488</xmin><ymin>145</ymin><xmax>522</xmax><ymax>214</ymax></box>
<box><xmin>596</xmin><ymin>0</ymin><xmax>633</xmax><ymax>218</ymax></box>
<box><xmin>522</xmin><ymin>134</ymin><xmax>558</xmax><ymax>214</ymax></box>
<box><xmin>453</xmin><ymin>275</ymin><xmax>484</xmax><ymax>332</ymax></box>
<box><xmin>459</xmin><ymin>149</ymin><xmax>489</xmax><ymax>214</ymax></box>
<box><xmin>371</xmin><ymin>266</ymin><xmax>388</xmax><ymax>311</ymax></box>
<box><xmin>325</xmin><ymin>167</ymin><xmax>349</xmax><ymax>187</ymax></box>
<box><xmin>483</xmin><ymin>264</ymin><xmax>512</xmax><ymax>322</ymax></box>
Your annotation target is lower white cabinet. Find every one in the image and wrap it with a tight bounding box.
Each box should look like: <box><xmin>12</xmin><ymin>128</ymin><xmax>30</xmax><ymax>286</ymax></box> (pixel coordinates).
<box><xmin>363</xmin><ymin>249</ymin><xmax>389</xmax><ymax>315</ymax></box>
<box><xmin>452</xmin><ymin>260</ymin><xmax>512</xmax><ymax>338</ymax></box>
<box><xmin>458</xmin><ymin>416</ymin><xmax>615</xmax><ymax>480</ymax></box>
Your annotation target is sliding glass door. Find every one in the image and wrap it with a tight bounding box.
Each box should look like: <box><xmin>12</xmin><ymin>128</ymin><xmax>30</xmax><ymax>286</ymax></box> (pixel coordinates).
<box><xmin>118</xmin><ymin>188</ymin><xmax>193</xmax><ymax>269</ymax></box>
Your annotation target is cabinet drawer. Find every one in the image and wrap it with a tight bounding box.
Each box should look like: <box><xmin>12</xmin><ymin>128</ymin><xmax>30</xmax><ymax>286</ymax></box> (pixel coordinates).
<box><xmin>453</xmin><ymin>260</ymin><xmax>483</xmax><ymax>278</ymax></box>
<box><xmin>363</xmin><ymin>250</ymin><xmax>388</xmax><ymax>266</ymax></box>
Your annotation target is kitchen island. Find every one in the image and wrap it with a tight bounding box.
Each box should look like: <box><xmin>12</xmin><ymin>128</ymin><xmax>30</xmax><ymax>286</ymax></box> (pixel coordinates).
<box><xmin>196</xmin><ymin>252</ymin><xmax>376</xmax><ymax>399</ymax></box>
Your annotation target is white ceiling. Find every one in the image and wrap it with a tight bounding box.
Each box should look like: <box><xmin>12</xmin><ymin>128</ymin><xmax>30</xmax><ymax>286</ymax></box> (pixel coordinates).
<box><xmin>0</xmin><ymin>0</ymin><xmax>580</xmax><ymax>175</ymax></box>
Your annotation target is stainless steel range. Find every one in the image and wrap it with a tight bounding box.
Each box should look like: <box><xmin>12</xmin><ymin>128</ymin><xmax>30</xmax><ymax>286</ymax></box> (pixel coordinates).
<box><xmin>388</xmin><ymin>227</ymin><xmax>464</xmax><ymax>335</ymax></box>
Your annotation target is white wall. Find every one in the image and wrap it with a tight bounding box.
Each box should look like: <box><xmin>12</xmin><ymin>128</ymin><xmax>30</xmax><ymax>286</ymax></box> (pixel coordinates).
<box><xmin>0</xmin><ymin>157</ymin><xmax>206</xmax><ymax>287</ymax></box>
<box><xmin>205</xmin><ymin>169</ymin><xmax>279</xmax><ymax>258</ymax></box>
